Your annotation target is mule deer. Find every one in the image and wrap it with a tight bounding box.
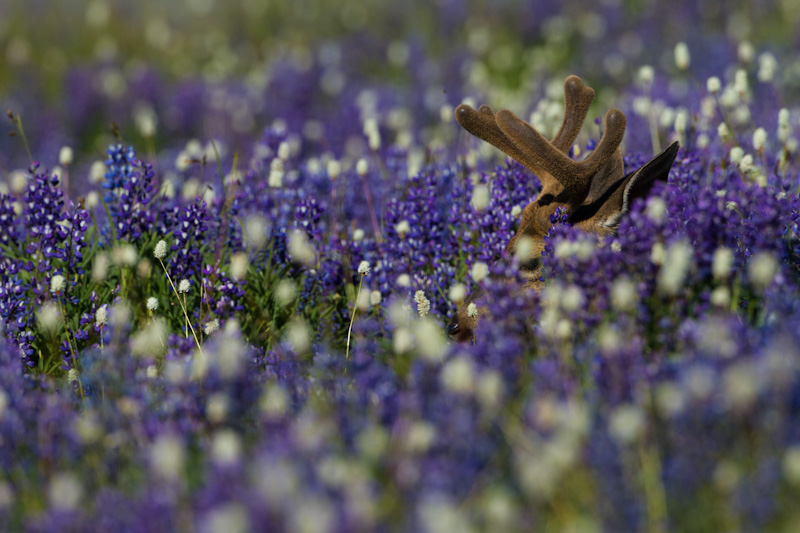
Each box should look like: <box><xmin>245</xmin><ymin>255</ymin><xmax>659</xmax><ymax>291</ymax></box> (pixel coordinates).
<box><xmin>447</xmin><ymin>75</ymin><xmax>679</xmax><ymax>341</ymax></box>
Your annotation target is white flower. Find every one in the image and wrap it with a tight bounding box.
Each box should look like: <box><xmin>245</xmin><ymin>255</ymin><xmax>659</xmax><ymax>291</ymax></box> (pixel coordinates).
<box><xmin>150</xmin><ymin>434</ymin><xmax>185</xmax><ymax>481</ymax></box>
<box><xmin>752</xmin><ymin>127</ymin><xmax>767</xmax><ymax>151</ymax></box>
<box><xmin>275</xmin><ymin>280</ymin><xmax>296</xmax><ymax>307</ymax></box>
<box><xmin>327</xmin><ymin>159</ymin><xmax>341</xmax><ymax>180</ymax></box>
<box><xmin>95</xmin><ymin>305</ymin><xmax>108</xmax><ymax>327</ymax></box>
<box><xmin>470</xmin><ymin>262</ymin><xmax>489</xmax><ymax>283</ymax></box>
<box><xmin>146</xmin><ymin>297</ymin><xmax>159</xmax><ymax>311</ymax></box>
<box><xmin>638</xmin><ymin>65</ymin><xmax>654</xmax><ymax>86</ymax></box>
<box><xmin>356</xmin><ymin>158</ymin><xmax>368</xmax><ymax>176</ymax></box>
<box><xmin>89</xmin><ymin>160</ymin><xmax>106</xmax><ymax>184</ymax></box>
<box><xmin>178</xmin><ymin>279</ymin><xmax>191</xmax><ymax>293</ymax></box>
<box><xmin>717</xmin><ymin>122</ymin><xmax>731</xmax><ymax>142</ymax></box>
<box><xmin>738</xmin><ymin>154</ymin><xmax>754</xmax><ymax>173</ymax></box>
<box><xmin>414</xmin><ymin>290</ymin><xmax>431</xmax><ymax>317</ymax></box>
<box><xmin>710</xmin><ymin>286</ymin><xmax>731</xmax><ymax>308</ymax></box>
<box><xmin>370</xmin><ymin>290</ymin><xmax>382</xmax><ymax>306</ymax></box>
<box><xmin>748</xmin><ymin>252</ymin><xmax>778</xmax><ymax>289</ymax></box>
<box><xmin>50</xmin><ymin>274</ymin><xmax>65</xmax><ymax>293</ymax></box>
<box><xmin>448</xmin><ymin>283</ymin><xmax>466</xmax><ymax>303</ymax></box>
<box><xmin>646</xmin><ymin>197</ymin><xmax>667</xmax><ymax>225</ymax></box>
<box><xmin>357</xmin><ymin>261</ymin><xmax>370</xmax><ymax>275</ymax></box>
<box><xmin>734</xmin><ymin>69</ymin><xmax>748</xmax><ymax>96</ymax></box>
<box><xmin>729</xmin><ymin>146</ymin><xmax>744</xmax><ymax>164</ymax></box>
<box><xmin>211</xmin><ymin>429</ymin><xmax>242</xmax><ymax>465</ymax></box>
<box><xmin>394</xmin><ymin>220</ymin><xmax>411</xmax><ymax>237</ymax></box>
<box><xmin>609</xmin><ymin>405</ymin><xmax>645</xmax><ymax>445</ymax></box>
<box><xmin>467</xmin><ymin>302</ymin><xmax>478</xmax><ymax>318</ymax></box>
<box><xmin>352</xmin><ymin>228</ymin><xmax>364</xmax><ymax>241</ymax></box>
<box><xmin>59</xmin><ymin>146</ymin><xmax>73</xmax><ymax>166</ymax></box>
<box><xmin>510</xmin><ymin>205</ymin><xmax>522</xmax><ymax>217</ymax></box>
<box><xmin>112</xmin><ymin>244</ymin><xmax>138</xmax><ymax>267</ymax></box>
<box><xmin>674</xmin><ymin>42</ymin><xmax>690</xmax><ymax>70</ymax></box>
<box><xmin>230</xmin><ymin>252</ymin><xmax>248</xmax><ymax>280</ymax></box>
<box><xmin>153</xmin><ymin>239</ymin><xmax>168</xmax><ymax>259</ymax></box>
<box><xmin>712</xmin><ymin>247</ymin><xmax>734</xmax><ymax>280</ymax></box>
<box><xmin>610</xmin><ymin>277</ymin><xmax>637</xmax><ymax>312</ymax></box>
<box><xmin>470</xmin><ymin>185</ymin><xmax>490</xmax><ymax>211</ymax></box>
<box><xmin>287</xmin><ymin>229</ymin><xmax>315</xmax><ymax>266</ymax></box>
<box><xmin>441</xmin><ymin>356</ymin><xmax>475</xmax><ymax>394</ymax></box>
<box><xmin>706</xmin><ymin>76</ymin><xmax>721</xmax><ymax>95</ymax></box>
<box><xmin>397</xmin><ymin>274</ymin><xmax>411</xmax><ymax>287</ymax></box>
<box><xmin>204</xmin><ymin>319</ymin><xmax>220</xmax><ymax>335</ymax></box>
<box><xmin>657</xmin><ymin>240</ymin><xmax>693</xmax><ymax>296</ymax></box>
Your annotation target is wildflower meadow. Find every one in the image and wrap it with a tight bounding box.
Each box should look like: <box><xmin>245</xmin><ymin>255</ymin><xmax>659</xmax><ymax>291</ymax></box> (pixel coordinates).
<box><xmin>2</xmin><ymin>0</ymin><xmax>800</xmax><ymax>531</ymax></box>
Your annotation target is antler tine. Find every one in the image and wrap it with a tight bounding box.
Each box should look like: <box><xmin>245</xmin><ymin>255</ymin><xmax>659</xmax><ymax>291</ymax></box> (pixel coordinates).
<box><xmin>495</xmin><ymin>107</ymin><xmax>626</xmax><ymax>208</ymax></box>
<box><xmin>454</xmin><ymin>104</ymin><xmax>546</xmax><ymax>176</ymax></box>
<box><xmin>551</xmin><ymin>75</ymin><xmax>596</xmax><ymax>152</ymax></box>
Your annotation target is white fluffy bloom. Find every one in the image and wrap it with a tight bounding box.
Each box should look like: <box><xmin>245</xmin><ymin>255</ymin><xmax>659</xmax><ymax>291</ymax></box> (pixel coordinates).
<box><xmin>370</xmin><ymin>290</ymin><xmax>382</xmax><ymax>306</ymax></box>
<box><xmin>706</xmin><ymin>76</ymin><xmax>721</xmax><ymax>95</ymax></box>
<box><xmin>178</xmin><ymin>279</ymin><xmax>191</xmax><ymax>293</ymax></box>
<box><xmin>356</xmin><ymin>158</ymin><xmax>368</xmax><ymax>176</ymax></box>
<box><xmin>441</xmin><ymin>356</ymin><xmax>475</xmax><ymax>394</ymax></box>
<box><xmin>327</xmin><ymin>159</ymin><xmax>341</xmax><ymax>180</ymax></box>
<box><xmin>48</xmin><ymin>473</ymin><xmax>83</xmax><ymax>511</ymax></box>
<box><xmin>59</xmin><ymin>146</ymin><xmax>73</xmax><ymax>166</ymax></box>
<box><xmin>95</xmin><ymin>305</ymin><xmax>108</xmax><ymax>327</ymax></box>
<box><xmin>112</xmin><ymin>244</ymin><xmax>138</xmax><ymax>267</ymax></box>
<box><xmin>729</xmin><ymin>146</ymin><xmax>744</xmax><ymax>164</ymax></box>
<box><xmin>274</xmin><ymin>280</ymin><xmax>296</xmax><ymax>307</ymax></box>
<box><xmin>230</xmin><ymin>252</ymin><xmax>249</xmax><ymax>280</ymax></box>
<box><xmin>352</xmin><ymin>228</ymin><xmax>365</xmax><ymax>242</ymax></box>
<box><xmin>712</xmin><ymin>247</ymin><xmax>734</xmax><ymax>280</ymax></box>
<box><xmin>748</xmin><ymin>252</ymin><xmax>778</xmax><ymax>289</ymax></box>
<box><xmin>50</xmin><ymin>274</ymin><xmax>65</xmax><ymax>293</ymax></box>
<box><xmin>753</xmin><ymin>127</ymin><xmax>767</xmax><ymax>151</ymax></box>
<box><xmin>710</xmin><ymin>286</ymin><xmax>731</xmax><ymax>308</ymax></box>
<box><xmin>609</xmin><ymin>404</ymin><xmax>645</xmax><ymax>445</ymax></box>
<box><xmin>448</xmin><ymin>283</ymin><xmax>466</xmax><ymax>303</ymax></box>
<box><xmin>510</xmin><ymin>205</ymin><xmax>522</xmax><ymax>217</ymax></box>
<box><xmin>357</xmin><ymin>261</ymin><xmax>370</xmax><ymax>275</ymax></box>
<box><xmin>394</xmin><ymin>220</ymin><xmax>410</xmax><ymax>238</ymax></box>
<box><xmin>717</xmin><ymin>122</ymin><xmax>731</xmax><ymax>142</ymax></box>
<box><xmin>758</xmin><ymin>52</ymin><xmax>778</xmax><ymax>83</ymax></box>
<box><xmin>657</xmin><ymin>240</ymin><xmax>693</xmax><ymax>296</ymax></box>
<box><xmin>470</xmin><ymin>185</ymin><xmax>490</xmax><ymax>211</ymax></box>
<box><xmin>611</xmin><ymin>277</ymin><xmax>637</xmax><ymax>312</ymax></box>
<box><xmin>674</xmin><ymin>42</ymin><xmax>690</xmax><ymax>70</ymax></box>
<box><xmin>470</xmin><ymin>262</ymin><xmax>489</xmax><ymax>283</ymax></box>
<box><xmin>150</xmin><ymin>434</ymin><xmax>185</xmax><ymax>481</ymax></box>
<box><xmin>467</xmin><ymin>302</ymin><xmax>478</xmax><ymax>318</ymax></box>
<box><xmin>153</xmin><ymin>239</ymin><xmax>168</xmax><ymax>259</ymax></box>
<box><xmin>397</xmin><ymin>274</ymin><xmax>411</xmax><ymax>287</ymax></box>
<box><xmin>89</xmin><ymin>160</ymin><xmax>106</xmax><ymax>184</ymax></box>
<box><xmin>738</xmin><ymin>154</ymin><xmax>754</xmax><ymax>173</ymax></box>
<box><xmin>288</xmin><ymin>229</ymin><xmax>315</xmax><ymax>266</ymax></box>
<box><xmin>638</xmin><ymin>65</ymin><xmax>654</xmax><ymax>86</ymax></box>
<box><xmin>646</xmin><ymin>196</ymin><xmax>667</xmax><ymax>225</ymax></box>
<box><xmin>211</xmin><ymin>429</ymin><xmax>242</xmax><ymax>465</ymax></box>
<box><xmin>146</xmin><ymin>297</ymin><xmax>159</xmax><ymax>311</ymax></box>
<box><xmin>734</xmin><ymin>69</ymin><xmax>748</xmax><ymax>96</ymax></box>
<box><xmin>204</xmin><ymin>319</ymin><xmax>220</xmax><ymax>335</ymax></box>
<box><xmin>414</xmin><ymin>290</ymin><xmax>431</xmax><ymax>317</ymax></box>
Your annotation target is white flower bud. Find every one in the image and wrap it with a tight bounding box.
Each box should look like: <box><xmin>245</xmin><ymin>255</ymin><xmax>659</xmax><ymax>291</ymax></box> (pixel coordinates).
<box><xmin>748</xmin><ymin>252</ymin><xmax>777</xmax><ymax>289</ymax></box>
<box><xmin>674</xmin><ymin>42</ymin><xmax>690</xmax><ymax>70</ymax></box>
<box><xmin>448</xmin><ymin>283</ymin><xmax>466</xmax><ymax>303</ymax></box>
<box><xmin>470</xmin><ymin>262</ymin><xmax>489</xmax><ymax>283</ymax></box>
<box><xmin>370</xmin><ymin>290</ymin><xmax>382</xmax><ymax>306</ymax></box>
<box><xmin>414</xmin><ymin>290</ymin><xmax>431</xmax><ymax>317</ymax></box>
<box><xmin>712</xmin><ymin>247</ymin><xmax>734</xmax><ymax>280</ymax></box>
<box><xmin>752</xmin><ymin>127</ymin><xmax>767</xmax><ymax>151</ymax></box>
<box><xmin>357</xmin><ymin>261</ymin><xmax>370</xmax><ymax>275</ymax></box>
<box><xmin>706</xmin><ymin>76</ymin><xmax>721</xmax><ymax>95</ymax></box>
<box><xmin>59</xmin><ymin>146</ymin><xmax>73</xmax><ymax>166</ymax></box>
<box><xmin>470</xmin><ymin>185</ymin><xmax>490</xmax><ymax>211</ymax></box>
<box><xmin>95</xmin><ymin>305</ymin><xmax>108</xmax><ymax>327</ymax></box>
<box><xmin>50</xmin><ymin>274</ymin><xmax>65</xmax><ymax>293</ymax></box>
<box><xmin>394</xmin><ymin>220</ymin><xmax>410</xmax><ymax>237</ymax></box>
<box><xmin>146</xmin><ymin>297</ymin><xmax>159</xmax><ymax>311</ymax></box>
<box><xmin>638</xmin><ymin>65</ymin><xmax>654</xmax><ymax>86</ymax></box>
<box><xmin>467</xmin><ymin>302</ymin><xmax>478</xmax><ymax>318</ymax></box>
<box><xmin>356</xmin><ymin>158</ymin><xmax>368</xmax><ymax>176</ymax></box>
<box><xmin>729</xmin><ymin>146</ymin><xmax>744</xmax><ymax>164</ymax></box>
<box><xmin>153</xmin><ymin>239</ymin><xmax>168</xmax><ymax>259</ymax></box>
<box><xmin>178</xmin><ymin>279</ymin><xmax>191</xmax><ymax>293</ymax></box>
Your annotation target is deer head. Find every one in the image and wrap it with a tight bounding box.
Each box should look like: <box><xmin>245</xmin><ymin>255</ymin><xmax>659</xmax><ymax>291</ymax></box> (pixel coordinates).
<box><xmin>447</xmin><ymin>75</ymin><xmax>679</xmax><ymax>342</ymax></box>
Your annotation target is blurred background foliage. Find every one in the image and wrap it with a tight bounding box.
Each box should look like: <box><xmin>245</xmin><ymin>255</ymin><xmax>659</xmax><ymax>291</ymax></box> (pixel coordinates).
<box><xmin>1</xmin><ymin>0</ymin><xmax>800</xmax><ymax>172</ymax></box>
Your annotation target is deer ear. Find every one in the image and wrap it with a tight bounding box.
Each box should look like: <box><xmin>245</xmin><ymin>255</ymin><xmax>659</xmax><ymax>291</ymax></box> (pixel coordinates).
<box><xmin>621</xmin><ymin>141</ymin><xmax>679</xmax><ymax>212</ymax></box>
<box><xmin>595</xmin><ymin>141</ymin><xmax>679</xmax><ymax>229</ymax></box>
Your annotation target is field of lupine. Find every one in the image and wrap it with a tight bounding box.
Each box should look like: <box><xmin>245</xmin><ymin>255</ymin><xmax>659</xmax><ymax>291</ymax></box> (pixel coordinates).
<box><xmin>2</xmin><ymin>0</ymin><xmax>800</xmax><ymax>531</ymax></box>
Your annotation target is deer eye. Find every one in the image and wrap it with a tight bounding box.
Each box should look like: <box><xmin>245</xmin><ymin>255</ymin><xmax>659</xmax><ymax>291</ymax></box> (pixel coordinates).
<box><xmin>519</xmin><ymin>257</ymin><xmax>541</xmax><ymax>272</ymax></box>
